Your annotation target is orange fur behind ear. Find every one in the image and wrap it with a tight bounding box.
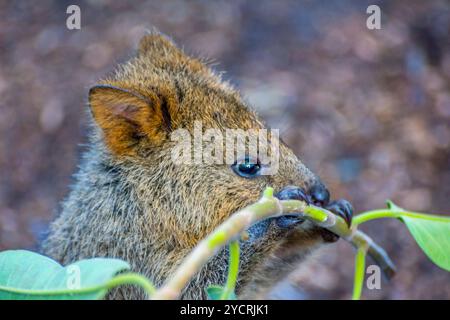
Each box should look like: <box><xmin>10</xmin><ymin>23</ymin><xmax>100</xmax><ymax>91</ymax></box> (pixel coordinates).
<box><xmin>89</xmin><ymin>84</ymin><xmax>178</xmax><ymax>156</ymax></box>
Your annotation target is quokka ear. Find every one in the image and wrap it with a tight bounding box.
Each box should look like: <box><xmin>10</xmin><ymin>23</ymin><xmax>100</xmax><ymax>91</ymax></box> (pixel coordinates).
<box><xmin>88</xmin><ymin>84</ymin><xmax>177</xmax><ymax>156</ymax></box>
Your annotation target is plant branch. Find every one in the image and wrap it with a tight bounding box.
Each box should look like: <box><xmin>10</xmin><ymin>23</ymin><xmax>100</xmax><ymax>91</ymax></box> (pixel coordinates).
<box><xmin>353</xmin><ymin>209</ymin><xmax>449</xmax><ymax>226</ymax></box>
<box><xmin>220</xmin><ymin>241</ymin><xmax>240</xmax><ymax>300</ymax></box>
<box><xmin>352</xmin><ymin>247</ymin><xmax>367</xmax><ymax>300</ymax></box>
<box><xmin>151</xmin><ymin>187</ymin><xmax>396</xmax><ymax>300</ymax></box>
<box><xmin>0</xmin><ymin>272</ymin><xmax>156</xmax><ymax>298</ymax></box>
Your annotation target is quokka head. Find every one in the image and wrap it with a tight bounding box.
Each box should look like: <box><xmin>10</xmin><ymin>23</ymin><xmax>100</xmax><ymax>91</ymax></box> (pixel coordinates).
<box><xmin>87</xmin><ymin>32</ymin><xmax>351</xmax><ymax>277</ymax></box>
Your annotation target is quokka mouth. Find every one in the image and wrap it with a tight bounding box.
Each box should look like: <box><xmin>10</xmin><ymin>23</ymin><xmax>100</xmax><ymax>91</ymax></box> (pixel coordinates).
<box><xmin>275</xmin><ymin>214</ymin><xmax>305</xmax><ymax>228</ymax></box>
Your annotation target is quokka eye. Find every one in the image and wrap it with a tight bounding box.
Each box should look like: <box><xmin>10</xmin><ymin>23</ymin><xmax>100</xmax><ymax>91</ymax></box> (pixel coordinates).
<box><xmin>232</xmin><ymin>157</ymin><xmax>261</xmax><ymax>178</ymax></box>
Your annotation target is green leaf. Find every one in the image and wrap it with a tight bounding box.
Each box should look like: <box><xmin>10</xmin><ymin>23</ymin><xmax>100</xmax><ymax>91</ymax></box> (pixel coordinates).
<box><xmin>206</xmin><ymin>285</ymin><xmax>224</xmax><ymax>300</ymax></box>
<box><xmin>0</xmin><ymin>250</ymin><xmax>130</xmax><ymax>300</ymax></box>
<box><xmin>384</xmin><ymin>201</ymin><xmax>450</xmax><ymax>272</ymax></box>
<box><xmin>206</xmin><ymin>285</ymin><xmax>237</xmax><ymax>300</ymax></box>
<box><xmin>399</xmin><ymin>215</ymin><xmax>450</xmax><ymax>272</ymax></box>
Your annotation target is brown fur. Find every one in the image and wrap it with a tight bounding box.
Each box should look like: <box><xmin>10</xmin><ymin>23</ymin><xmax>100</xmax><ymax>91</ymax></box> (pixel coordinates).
<box><xmin>41</xmin><ymin>32</ymin><xmax>327</xmax><ymax>299</ymax></box>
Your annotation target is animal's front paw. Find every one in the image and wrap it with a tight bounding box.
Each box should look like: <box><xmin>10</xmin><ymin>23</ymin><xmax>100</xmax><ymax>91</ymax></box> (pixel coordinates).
<box><xmin>326</xmin><ymin>199</ymin><xmax>353</xmax><ymax>228</ymax></box>
<box><xmin>274</xmin><ymin>186</ymin><xmax>309</xmax><ymax>228</ymax></box>
<box><xmin>318</xmin><ymin>199</ymin><xmax>353</xmax><ymax>243</ymax></box>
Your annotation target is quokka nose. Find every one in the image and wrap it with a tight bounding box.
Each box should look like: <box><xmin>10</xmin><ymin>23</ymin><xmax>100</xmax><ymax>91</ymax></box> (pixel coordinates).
<box><xmin>308</xmin><ymin>182</ymin><xmax>330</xmax><ymax>207</ymax></box>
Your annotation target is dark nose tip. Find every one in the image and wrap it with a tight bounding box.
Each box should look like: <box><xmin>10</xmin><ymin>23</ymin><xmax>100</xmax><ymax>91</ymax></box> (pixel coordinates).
<box><xmin>308</xmin><ymin>182</ymin><xmax>330</xmax><ymax>207</ymax></box>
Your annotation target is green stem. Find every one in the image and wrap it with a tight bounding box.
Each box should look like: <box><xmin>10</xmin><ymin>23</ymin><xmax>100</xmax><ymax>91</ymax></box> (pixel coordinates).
<box><xmin>303</xmin><ymin>206</ymin><xmax>329</xmax><ymax>222</ymax></box>
<box><xmin>152</xmin><ymin>187</ymin><xmax>396</xmax><ymax>299</ymax></box>
<box><xmin>353</xmin><ymin>209</ymin><xmax>448</xmax><ymax>226</ymax></box>
<box><xmin>0</xmin><ymin>272</ymin><xmax>156</xmax><ymax>299</ymax></box>
<box><xmin>352</xmin><ymin>247</ymin><xmax>367</xmax><ymax>300</ymax></box>
<box><xmin>152</xmin><ymin>188</ymin><xmax>310</xmax><ymax>299</ymax></box>
<box><xmin>109</xmin><ymin>273</ymin><xmax>157</xmax><ymax>297</ymax></box>
<box><xmin>220</xmin><ymin>241</ymin><xmax>240</xmax><ymax>300</ymax></box>
<box><xmin>353</xmin><ymin>210</ymin><xmax>401</xmax><ymax>225</ymax></box>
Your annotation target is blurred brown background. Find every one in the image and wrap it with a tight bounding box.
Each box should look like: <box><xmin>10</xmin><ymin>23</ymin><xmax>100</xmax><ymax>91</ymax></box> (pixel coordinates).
<box><xmin>0</xmin><ymin>0</ymin><xmax>449</xmax><ymax>299</ymax></box>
